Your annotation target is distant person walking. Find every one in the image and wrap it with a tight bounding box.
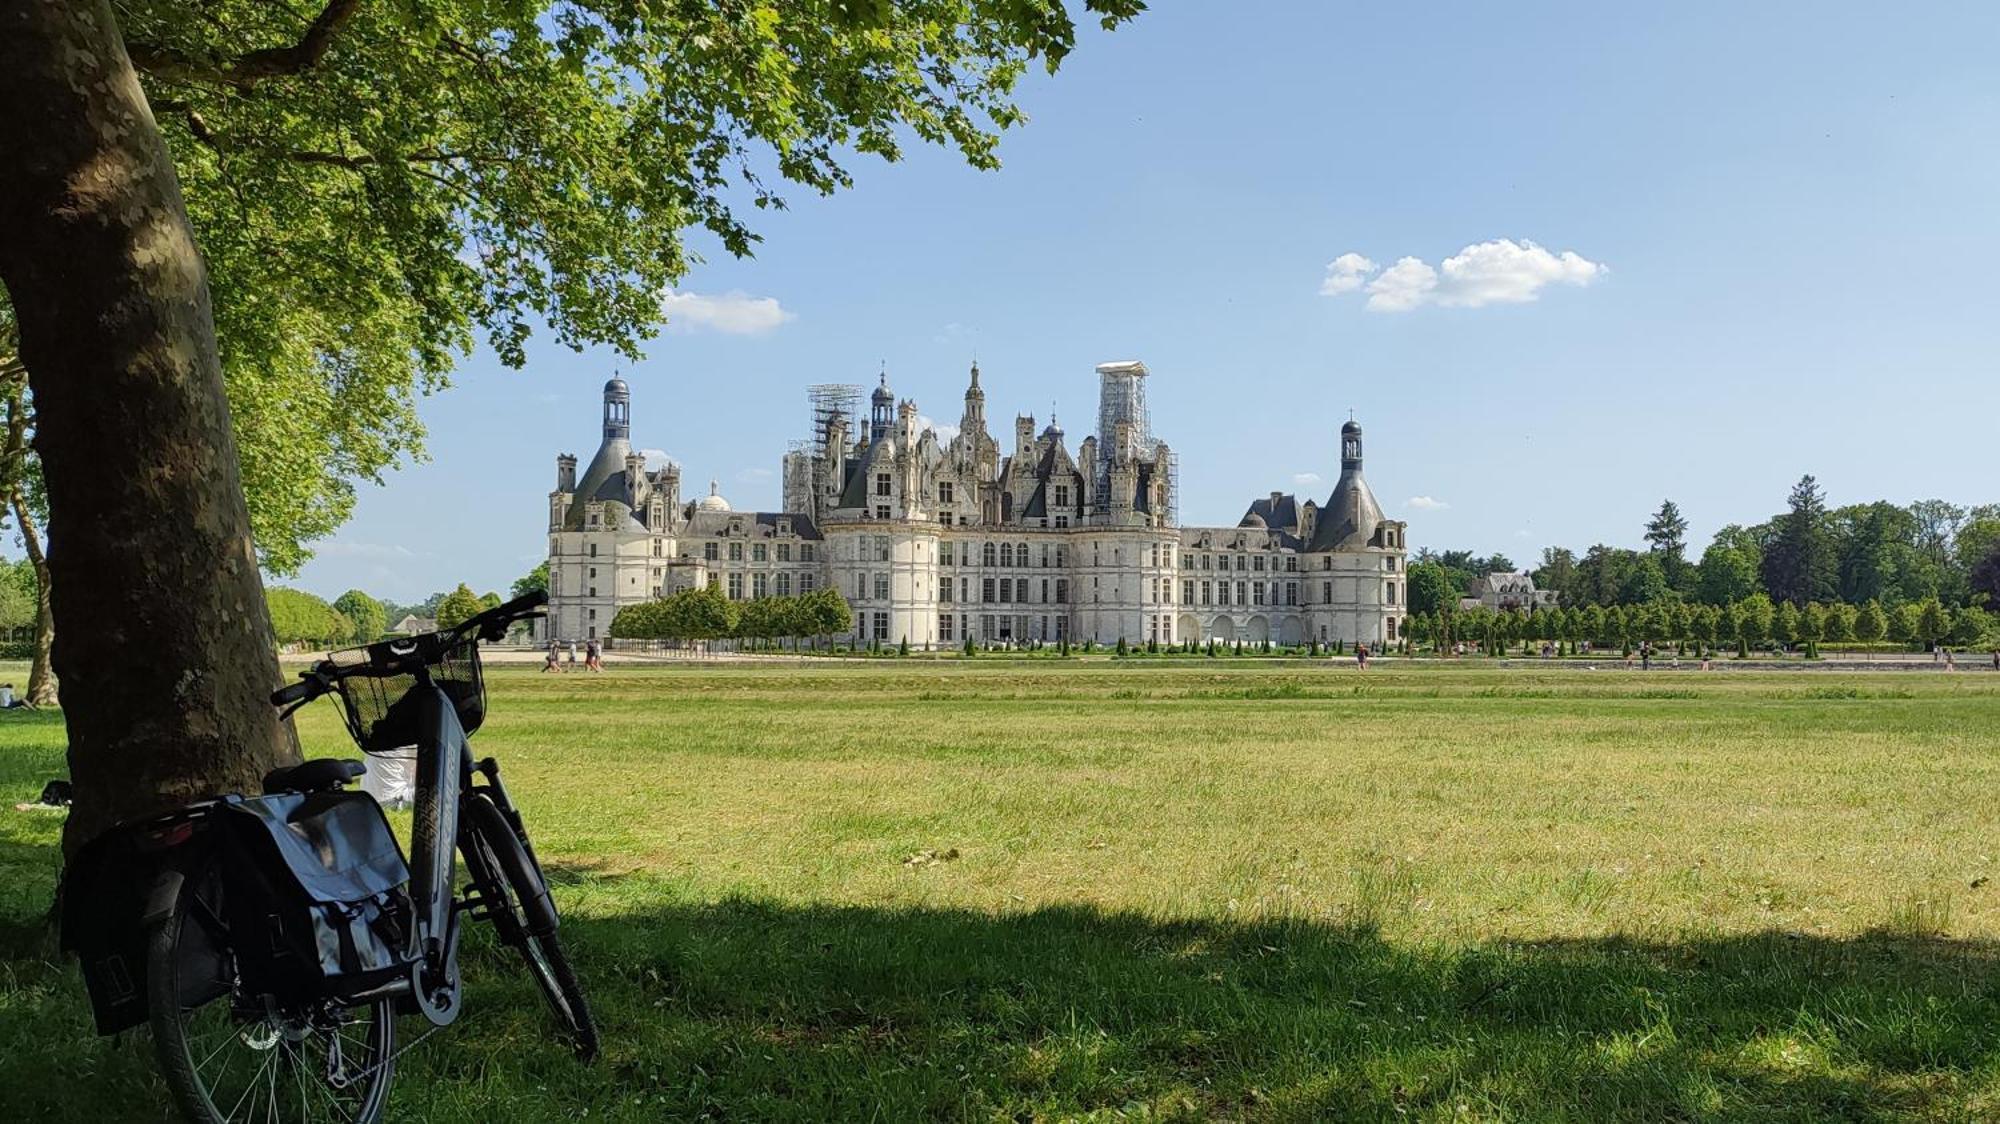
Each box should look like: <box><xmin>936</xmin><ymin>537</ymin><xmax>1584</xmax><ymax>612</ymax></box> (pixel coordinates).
<box><xmin>1640</xmin><ymin>642</ymin><xmax>1651</xmax><ymax>671</ymax></box>
<box><xmin>543</xmin><ymin>643</ymin><xmax>562</xmax><ymax>673</ymax></box>
<box><xmin>567</xmin><ymin>640</ymin><xmax>578</xmax><ymax>668</ymax></box>
<box><xmin>1355</xmin><ymin>642</ymin><xmax>1370</xmax><ymax>669</ymax></box>
<box><xmin>585</xmin><ymin>637</ymin><xmax>603</xmax><ymax>672</ymax></box>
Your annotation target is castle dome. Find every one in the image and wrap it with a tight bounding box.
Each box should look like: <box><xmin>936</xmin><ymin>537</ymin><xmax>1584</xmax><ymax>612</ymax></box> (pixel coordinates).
<box><xmin>1239</xmin><ymin>511</ymin><xmax>1266</xmax><ymax>528</ymax></box>
<box><xmin>697</xmin><ymin>479</ymin><xmax>731</xmax><ymax>512</ymax></box>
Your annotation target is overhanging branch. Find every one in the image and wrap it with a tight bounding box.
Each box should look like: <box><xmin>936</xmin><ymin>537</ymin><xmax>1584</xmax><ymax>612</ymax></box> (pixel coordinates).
<box><xmin>126</xmin><ymin>0</ymin><xmax>364</xmax><ymax>88</ymax></box>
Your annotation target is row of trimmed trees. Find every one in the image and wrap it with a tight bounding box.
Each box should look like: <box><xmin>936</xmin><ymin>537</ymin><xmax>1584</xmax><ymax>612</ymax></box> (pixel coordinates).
<box><xmin>609</xmin><ymin>587</ymin><xmax>853</xmax><ymax>648</ymax></box>
<box><xmin>1407</xmin><ymin>594</ymin><xmax>1996</xmax><ymax>658</ymax></box>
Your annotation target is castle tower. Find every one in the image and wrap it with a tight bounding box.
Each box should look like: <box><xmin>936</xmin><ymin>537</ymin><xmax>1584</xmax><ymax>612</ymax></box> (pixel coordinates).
<box><xmin>870</xmin><ymin>372</ymin><xmax>894</xmax><ymax>445</ymax></box>
<box><xmin>961</xmin><ymin>361</ymin><xmax>986</xmax><ymax>436</ymax></box>
<box><xmin>603</xmin><ymin>376</ymin><xmax>630</xmax><ymax>442</ymax></box>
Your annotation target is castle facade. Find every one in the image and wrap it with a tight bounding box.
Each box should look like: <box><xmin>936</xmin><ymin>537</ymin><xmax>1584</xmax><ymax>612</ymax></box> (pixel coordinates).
<box><xmin>547</xmin><ymin>362</ymin><xmax>1408</xmax><ymax>649</ymax></box>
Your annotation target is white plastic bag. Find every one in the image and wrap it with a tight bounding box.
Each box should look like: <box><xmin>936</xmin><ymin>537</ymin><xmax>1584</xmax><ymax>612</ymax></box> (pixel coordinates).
<box><xmin>360</xmin><ymin>747</ymin><xmax>416</xmax><ymax>809</ymax></box>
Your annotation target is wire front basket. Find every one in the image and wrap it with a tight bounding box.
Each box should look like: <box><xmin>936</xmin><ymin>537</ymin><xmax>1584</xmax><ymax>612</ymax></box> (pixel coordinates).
<box><xmin>327</xmin><ymin>632</ymin><xmax>487</xmax><ymax>754</ymax></box>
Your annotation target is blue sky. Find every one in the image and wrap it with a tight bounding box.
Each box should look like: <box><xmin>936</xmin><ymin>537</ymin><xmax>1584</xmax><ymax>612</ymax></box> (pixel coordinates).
<box><xmin>285</xmin><ymin>1</ymin><xmax>2000</xmax><ymax>603</ymax></box>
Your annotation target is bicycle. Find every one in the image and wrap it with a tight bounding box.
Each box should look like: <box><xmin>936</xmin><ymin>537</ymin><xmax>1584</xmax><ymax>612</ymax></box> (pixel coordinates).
<box><xmin>65</xmin><ymin>589</ymin><xmax>594</xmax><ymax>1123</ymax></box>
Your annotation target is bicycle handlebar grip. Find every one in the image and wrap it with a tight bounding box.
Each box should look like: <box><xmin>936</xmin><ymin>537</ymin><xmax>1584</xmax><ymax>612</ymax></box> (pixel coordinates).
<box><xmin>271</xmin><ymin>678</ymin><xmax>318</xmax><ymax>706</ymax></box>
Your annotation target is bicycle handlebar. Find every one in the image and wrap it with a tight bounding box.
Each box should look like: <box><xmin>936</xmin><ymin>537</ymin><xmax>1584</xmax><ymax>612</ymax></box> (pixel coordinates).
<box><xmin>268</xmin><ymin>590</ymin><xmax>548</xmax><ymax>709</ymax></box>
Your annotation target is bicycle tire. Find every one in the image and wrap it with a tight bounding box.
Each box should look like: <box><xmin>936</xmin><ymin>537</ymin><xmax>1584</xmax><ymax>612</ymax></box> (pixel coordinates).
<box><xmin>464</xmin><ymin>794</ymin><xmax>599</xmax><ymax>1060</ymax></box>
<box><xmin>148</xmin><ymin>865</ymin><xmax>396</xmax><ymax>1123</ymax></box>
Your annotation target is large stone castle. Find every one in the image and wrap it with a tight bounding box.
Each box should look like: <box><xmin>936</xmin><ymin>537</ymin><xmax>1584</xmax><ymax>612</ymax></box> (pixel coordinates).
<box><xmin>546</xmin><ymin>362</ymin><xmax>1408</xmax><ymax>648</ymax></box>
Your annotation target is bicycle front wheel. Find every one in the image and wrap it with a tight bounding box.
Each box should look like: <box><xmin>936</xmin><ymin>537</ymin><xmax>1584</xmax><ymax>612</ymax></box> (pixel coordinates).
<box><xmin>148</xmin><ymin>864</ymin><xmax>396</xmax><ymax>1123</ymax></box>
<box><xmin>464</xmin><ymin>793</ymin><xmax>599</xmax><ymax>1060</ymax></box>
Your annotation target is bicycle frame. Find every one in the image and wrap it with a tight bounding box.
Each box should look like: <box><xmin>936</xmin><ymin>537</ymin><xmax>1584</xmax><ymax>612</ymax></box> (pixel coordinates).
<box><xmin>407</xmin><ymin>678</ymin><xmax>470</xmax><ymax>959</ymax></box>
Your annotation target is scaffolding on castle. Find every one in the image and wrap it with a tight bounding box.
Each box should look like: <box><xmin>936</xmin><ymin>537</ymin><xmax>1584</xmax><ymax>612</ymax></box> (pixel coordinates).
<box><xmin>807</xmin><ymin>383</ymin><xmax>863</xmax><ymax>461</ymax></box>
<box><xmin>1092</xmin><ymin>361</ymin><xmax>1151</xmax><ymax>514</ymax></box>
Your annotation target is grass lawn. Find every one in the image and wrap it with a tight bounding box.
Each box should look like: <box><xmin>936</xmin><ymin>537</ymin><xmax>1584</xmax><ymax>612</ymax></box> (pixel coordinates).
<box><xmin>3</xmin><ymin>660</ymin><xmax>2000</xmax><ymax>1120</ymax></box>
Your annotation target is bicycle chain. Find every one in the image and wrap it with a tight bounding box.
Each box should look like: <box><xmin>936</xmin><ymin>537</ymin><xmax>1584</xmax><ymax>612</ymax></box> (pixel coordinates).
<box><xmin>327</xmin><ymin>1021</ymin><xmax>443</xmax><ymax>1089</ymax></box>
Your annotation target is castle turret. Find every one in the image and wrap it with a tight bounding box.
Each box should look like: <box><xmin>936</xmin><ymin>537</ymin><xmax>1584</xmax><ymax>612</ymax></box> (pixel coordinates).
<box><xmin>961</xmin><ymin>361</ymin><xmax>986</xmax><ymax>437</ymax></box>
<box><xmin>870</xmin><ymin>372</ymin><xmax>894</xmax><ymax>445</ymax></box>
<box><xmin>556</xmin><ymin>453</ymin><xmax>577</xmax><ymax>493</ymax></box>
<box><xmin>1307</xmin><ymin>417</ymin><xmax>1385</xmax><ymax>552</ymax></box>
<box><xmin>603</xmin><ymin>376</ymin><xmax>630</xmax><ymax>442</ymax></box>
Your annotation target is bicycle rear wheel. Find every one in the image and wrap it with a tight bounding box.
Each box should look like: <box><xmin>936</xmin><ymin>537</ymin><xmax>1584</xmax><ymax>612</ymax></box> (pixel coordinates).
<box><xmin>463</xmin><ymin>793</ymin><xmax>599</xmax><ymax>1060</ymax></box>
<box><xmin>148</xmin><ymin>863</ymin><xmax>396</xmax><ymax>1123</ymax></box>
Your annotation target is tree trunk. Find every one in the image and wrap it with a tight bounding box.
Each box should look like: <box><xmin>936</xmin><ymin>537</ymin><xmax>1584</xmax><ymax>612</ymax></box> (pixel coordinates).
<box><xmin>9</xmin><ymin>490</ymin><xmax>58</xmax><ymax>706</ymax></box>
<box><xmin>0</xmin><ymin>0</ymin><xmax>289</xmax><ymax>855</ymax></box>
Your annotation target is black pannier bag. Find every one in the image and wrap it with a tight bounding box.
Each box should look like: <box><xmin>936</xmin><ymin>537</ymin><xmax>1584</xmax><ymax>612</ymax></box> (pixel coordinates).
<box><xmin>217</xmin><ymin>791</ymin><xmax>418</xmax><ymax>1001</ymax></box>
<box><xmin>62</xmin><ymin>813</ymin><xmax>213</xmax><ymax>1035</ymax></box>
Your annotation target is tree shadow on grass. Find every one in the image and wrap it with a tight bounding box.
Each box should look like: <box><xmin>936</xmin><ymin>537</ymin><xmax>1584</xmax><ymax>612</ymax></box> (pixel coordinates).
<box><xmin>4</xmin><ymin>854</ymin><xmax>2000</xmax><ymax>1121</ymax></box>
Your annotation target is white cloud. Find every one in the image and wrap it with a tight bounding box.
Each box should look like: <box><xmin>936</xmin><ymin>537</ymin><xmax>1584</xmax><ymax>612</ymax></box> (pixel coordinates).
<box><xmin>1318</xmin><ymin>240</ymin><xmax>1606</xmax><ymax>312</ymax></box>
<box><xmin>1407</xmin><ymin>496</ymin><xmax>1450</xmax><ymax>511</ymax></box>
<box><xmin>1292</xmin><ymin>472</ymin><xmax>1322</xmax><ymax>486</ymax></box>
<box><xmin>661</xmin><ymin>289</ymin><xmax>794</xmax><ymax>335</ymax></box>
<box><xmin>637</xmin><ymin>448</ymin><xmax>678</xmax><ymax>470</ymax></box>
<box><xmin>1318</xmin><ymin>253</ymin><xmax>1377</xmax><ymax>296</ymax></box>
<box><xmin>915</xmin><ymin>414</ymin><xmax>962</xmax><ymax>445</ymax></box>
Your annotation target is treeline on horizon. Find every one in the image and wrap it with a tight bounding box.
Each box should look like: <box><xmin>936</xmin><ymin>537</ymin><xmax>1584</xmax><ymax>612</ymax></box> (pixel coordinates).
<box><xmin>262</xmin><ymin>564</ymin><xmax>550</xmax><ymax>648</ymax></box>
<box><xmin>1405</xmin><ymin>476</ymin><xmax>2000</xmax><ymax>653</ymax></box>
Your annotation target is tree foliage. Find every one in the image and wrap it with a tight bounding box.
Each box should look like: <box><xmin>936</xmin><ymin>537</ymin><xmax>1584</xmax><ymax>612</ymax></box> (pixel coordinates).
<box><xmin>434</xmin><ymin>582</ymin><xmax>484</xmax><ymax>629</ymax></box>
<box><xmin>266</xmin><ymin>586</ymin><xmax>347</xmax><ymax>645</ymax></box>
<box><xmin>331</xmin><ymin>588</ymin><xmax>386</xmax><ymax>644</ymax></box>
<box><xmin>101</xmin><ymin>0</ymin><xmax>1143</xmax><ymax>572</ymax></box>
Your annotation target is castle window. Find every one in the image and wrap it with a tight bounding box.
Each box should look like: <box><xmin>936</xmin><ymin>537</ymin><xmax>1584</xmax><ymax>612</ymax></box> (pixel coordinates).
<box><xmin>705</xmin><ymin>542</ymin><xmax>718</xmax><ymax>562</ymax></box>
<box><xmin>777</xmin><ymin>573</ymin><xmax>792</xmax><ymax>596</ymax></box>
<box><xmin>940</xmin><ymin>614</ymin><xmax>954</xmax><ymax>642</ymax></box>
<box><xmin>1201</xmin><ymin>582</ymin><xmax>1212</xmax><ymax>606</ymax></box>
<box><xmin>940</xmin><ymin>579</ymin><xmax>953</xmax><ymax>604</ymax></box>
<box><xmin>1057</xmin><ymin>546</ymin><xmax>1069</xmax><ymax>567</ymax></box>
<box><xmin>1056</xmin><ymin>579</ymin><xmax>1069</xmax><ymax>604</ymax></box>
<box><xmin>1017</xmin><ymin>542</ymin><xmax>1028</xmax><ymax>567</ymax></box>
<box><xmin>1385</xmin><ymin>556</ymin><xmax>1397</xmax><ymax>570</ymax></box>
<box><xmin>999</xmin><ymin>578</ymin><xmax>1013</xmax><ymax>602</ymax></box>
<box><xmin>1000</xmin><ymin>543</ymin><xmax>1013</xmax><ymax>567</ymax></box>
<box><xmin>1234</xmin><ymin>554</ymin><xmax>1246</xmax><ymax>571</ymax></box>
<box><xmin>801</xmin><ymin>544</ymin><xmax>816</xmax><ymax>563</ymax></box>
<box><xmin>1054</xmin><ymin>484</ymin><xmax>1069</xmax><ymax>507</ymax></box>
<box><xmin>982</xmin><ymin>578</ymin><xmax>995</xmax><ymax>603</ymax></box>
<box><xmin>875</xmin><ymin>506</ymin><xmax>890</xmax><ymax>520</ymax></box>
<box><xmin>589</xmin><ymin>542</ymin><xmax>597</xmax><ymax>557</ymax></box>
<box><xmin>1323</xmin><ymin>581</ymin><xmax>1332</xmax><ymax>602</ymax></box>
<box><xmin>876</xmin><ymin>536</ymin><xmax>891</xmax><ymax>563</ymax></box>
<box><xmin>1054</xmin><ymin>515</ymin><xmax>1068</xmax><ymax>528</ymax></box>
<box><xmin>855</xmin><ymin>573</ymin><xmax>866</xmax><ymax>599</ymax></box>
<box><xmin>874</xmin><ymin>573</ymin><xmax>890</xmax><ymax>600</ymax></box>
<box><xmin>589</xmin><ymin>586</ymin><xmax>596</xmax><ymax>598</ymax></box>
<box><xmin>728</xmin><ymin>573</ymin><xmax>743</xmax><ymax>600</ymax></box>
<box><xmin>983</xmin><ymin>542</ymin><xmax>997</xmax><ymax>567</ymax></box>
<box><xmin>1387</xmin><ymin>581</ymin><xmax>1398</xmax><ymax>605</ymax></box>
<box><xmin>1041</xmin><ymin>579</ymin><xmax>1050</xmax><ymax>603</ymax></box>
<box><xmin>939</xmin><ymin>482</ymin><xmax>954</xmax><ymax>504</ymax></box>
<box><xmin>754</xmin><ymin>573</ymin><xmax>769</xmax><ymax>598</ymax></box>
<box><xmin>800</xmin><ymin>573</ymin><xmax>815</xmax><ymax>592</ymax></box>
<box><xmin>1252</xmin><ymin>555</ymin><xmax>1265</xmax><ymax>572</ymax></box>
<box><xmin>653</xmin><ymin>539</ymin><xmax>662</xmax><ymax>557</ymax></box>
<box><xmin>752</xmin><ymin>543</ymin><xmax>768</xmax><ymax>562</ymax></box>
<box><xmin>1387</xmin><ymin>617</ymin><xmax>1398</xmax><ymax>640</ymax></box>
<box><xmin>875</xmin><ymin>473</ymin><xmax>891</xmax><ymax>497</ymax></box>
<box><xmin>588</xmin><ymin>567</ymin><xmax>597</xmax><ymax>579</ymax></box>
<box><xmin>777</xmin><ymin>544</ymin><xmax>791</xmax><ymax>562</ymax></box>
<box><xmin>873</xmin><ymin>612</ymin><xmax>889</xmax><ymax>641</ymax></box>
<box><xmin>1287</xmin><ymin>557</ymin><xmax>1298</xmax><ymax>572</ymax></box>
<box><xmin>1183</xmin><ymin>579</ymin><xmax>1194</xmax><ymax>604</ymax></box>
<box><xmin>1253</xmin><ymin>583</ymin><xmax>1265</xmax><ymax>606</ymax></box>
<box><xmin>940</xmin><ymin>543</ymin><xmax>954</xmax><ymax>566</ymax></box>
<box><xmin>1323</xmin><ymin>557</ymin><xmax>1332</xmax><ymax>570</ymax></box>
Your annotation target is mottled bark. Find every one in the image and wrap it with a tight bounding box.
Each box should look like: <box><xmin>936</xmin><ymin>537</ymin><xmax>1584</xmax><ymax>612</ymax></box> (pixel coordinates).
<box><xmin>0</xmin><ymin>0</ymin><xmax>290</xmax><ymax>854</ymax></box>
<box><xmin>10</xmin><ymin>491</ymin><xmax>58</xmax><ymax>707</ymax></box>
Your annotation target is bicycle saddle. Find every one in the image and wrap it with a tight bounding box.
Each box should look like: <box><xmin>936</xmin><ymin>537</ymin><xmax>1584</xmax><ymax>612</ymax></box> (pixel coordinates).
<box><xmin>263</xmin><ymin>758</ymin><xmax>367</xmax><ymax>794</ymax></box>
